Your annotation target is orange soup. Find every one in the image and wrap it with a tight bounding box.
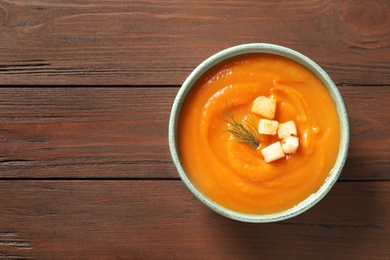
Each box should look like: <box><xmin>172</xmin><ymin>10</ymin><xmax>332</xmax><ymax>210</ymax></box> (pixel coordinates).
<box><xmin>178</xmin><ymin>54</ymin><xmax>340</xmax><ymax>214</ymax></box>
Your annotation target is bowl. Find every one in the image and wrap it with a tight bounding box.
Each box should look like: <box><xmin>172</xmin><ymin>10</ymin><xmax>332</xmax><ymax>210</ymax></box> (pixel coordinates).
<box><xmin>168</xmin><ymin>43</ymin><xmax>349</xmax><ymax>223</ymax></box>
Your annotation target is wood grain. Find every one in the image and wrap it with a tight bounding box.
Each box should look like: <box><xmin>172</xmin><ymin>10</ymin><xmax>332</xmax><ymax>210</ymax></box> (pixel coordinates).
<box><xmin>0</xmin><ymin>1</ymin><xmax>388</xmax><ymax>259</ymax></box>
<box><xmin>0</xmin><ymin>87</ymin><xmax>174</xmax><ymax>179</ymax></box>
<box><xmin>0</xmin><ymin>180</ymin><xmax>389</xmax><ymax>259</ymax></box>
<box><xmin>0</xmin><ymin>0</ymin><xmax>389</xmax><ymax>85</ymax></box>
<box><xmin>340</xmin><ymin>86</ymin><xmax>390</xmax><ymax>180</ymax></box>
<box><xmin>0</xmin><ymin>87</ymin><xmax>388</xmax><ymax>180</ymax></box>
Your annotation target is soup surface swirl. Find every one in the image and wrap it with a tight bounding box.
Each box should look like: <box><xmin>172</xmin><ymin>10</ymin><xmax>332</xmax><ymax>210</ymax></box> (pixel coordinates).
<box><xmin>178</xmin><ymin>54</ymin><xmax>340</xmax><ymax>214</ymax></box>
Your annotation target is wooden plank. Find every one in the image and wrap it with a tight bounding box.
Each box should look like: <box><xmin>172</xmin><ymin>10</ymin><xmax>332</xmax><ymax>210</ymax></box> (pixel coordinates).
<box><xmin>340</xmin><ymin>86</ymin><xmax>390</xmax><ymax>180</ymax></box>
<box><xmin>0</xmin><ymin>87</ymin><xmax>176</xmax><ymax>179</ymax></box>
<box><xmin>0</xmin><ymin>87</ymin><xmax>389</xmax><ymax>179</ymax></box>
<box><xmin>0</xmin><ymin>180</ymin><xmax>389</xmax><ymax>259</ymax></box>
<box><xmin>0</xmin><ymin>0</ymin><xmax>389</xmax><ymax>85</ymax></box>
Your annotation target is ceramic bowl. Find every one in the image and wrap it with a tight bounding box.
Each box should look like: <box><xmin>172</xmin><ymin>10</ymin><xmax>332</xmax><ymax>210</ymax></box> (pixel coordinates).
<box><xmin>168</xmin><ymin>43</ymin><xmax>349</xmax><ymax>223</ymax></box>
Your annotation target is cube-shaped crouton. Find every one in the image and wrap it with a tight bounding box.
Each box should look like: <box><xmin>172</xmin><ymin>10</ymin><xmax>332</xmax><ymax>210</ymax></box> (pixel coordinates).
<box><xmin>251</xmin><ymin>96</ymin><xmax>276</xmax><ymax>119</ymax></box>
<box><xmin>278</xmin><ymin>120</ymin><xmax>297</xmax><ymax>139</ymax></box>
<box><xmin>281</xmin><ymin>136</ymin><xmax>299</xmax><ymax>154</ymax></box>
<box><xmin>261</xmin><ymin>141</ymin><xmax>285</xmax><ymax>163</ymax></box>
<box><xmin>258</xmin><ymin>119</ymin><xmax>278</xmax><ymax>135</ymax></box>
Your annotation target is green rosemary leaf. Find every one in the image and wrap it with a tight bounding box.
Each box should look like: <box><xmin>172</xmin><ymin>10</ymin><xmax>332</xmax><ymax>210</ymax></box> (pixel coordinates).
<box><xmin>219</xmin><ymin>101</ymin><xmax>260</xmax><ymax>148</ymax></box>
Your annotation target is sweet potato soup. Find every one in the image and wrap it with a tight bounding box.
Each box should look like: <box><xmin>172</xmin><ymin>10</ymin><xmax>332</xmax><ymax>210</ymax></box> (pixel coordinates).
<box><xmin>178</xmin><ymin>54</ymin><xmax>340</xmax><ymax>214</ymax></box>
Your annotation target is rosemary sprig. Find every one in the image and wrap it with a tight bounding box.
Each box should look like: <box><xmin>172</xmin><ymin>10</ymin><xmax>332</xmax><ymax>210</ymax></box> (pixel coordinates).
<box><xmin>219</xmin><ymin>101</ymin><xmax>260</xmax><ymax>149</ymax></box>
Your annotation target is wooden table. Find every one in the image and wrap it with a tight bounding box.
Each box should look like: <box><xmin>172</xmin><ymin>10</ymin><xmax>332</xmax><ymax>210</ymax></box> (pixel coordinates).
<box><xmin>0</xmin><ymin>0</ymin><xmax>389</xmax><ymax>259</ymax></box>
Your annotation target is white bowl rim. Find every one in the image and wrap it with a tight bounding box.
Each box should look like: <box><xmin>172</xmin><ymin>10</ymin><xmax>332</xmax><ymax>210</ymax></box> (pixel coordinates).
<box><xmin>168</xmin><ymin>43</ymin><xmax>350</xmax><ymax>223</ymax></box>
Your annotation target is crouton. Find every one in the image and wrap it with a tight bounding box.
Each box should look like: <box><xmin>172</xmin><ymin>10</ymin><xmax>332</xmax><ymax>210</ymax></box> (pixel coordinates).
<box><xmin>278</xmin><ymin>120</ymin><xmax>297</xmax><ymax>139</ymax></box>
<box><xmin>251</xmin><ymin>96</ymin><xmax>276</xmax><ymax>119</ymax></box>
<box><xmin>261</xmin><ymin>141</ymin><xmax>285</xmax><ymax>163</ymax></box>
<box><xmin>258</xmin><ymin>119</ymin><xmax>278</xmax><ymax>135</ymax></box>
<box><xmin>281</xmin><ymin>136</ymin><xmax>299</xmax><ymax>154</ymax></box>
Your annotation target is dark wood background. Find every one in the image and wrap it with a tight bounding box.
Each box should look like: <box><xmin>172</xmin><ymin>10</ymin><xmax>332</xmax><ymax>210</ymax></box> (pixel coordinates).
<box><xmin>0</xmin><ymin>0</ymin><xmax>389</xmax><ymax>259</ymax></box>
